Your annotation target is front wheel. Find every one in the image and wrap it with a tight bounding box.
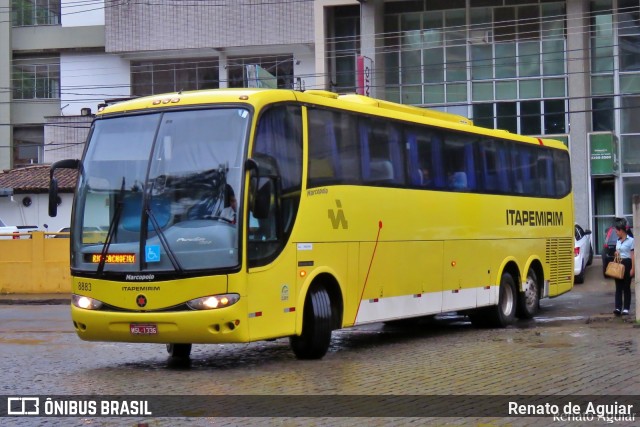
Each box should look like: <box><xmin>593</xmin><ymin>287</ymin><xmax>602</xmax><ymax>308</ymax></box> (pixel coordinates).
<box><xmin>517</xmin><ymin>268</ymin><xmax>540</xmax><ymax>319</ymax></box>
<box><xmin>166</xmin><ymin>343</ymin><xmax>192</xmax><ymax>358</ymax></box>
<box><xmin>290</xmin><ymin>286</ymin><xmax>333</xmax><ymax>360</ymax></box>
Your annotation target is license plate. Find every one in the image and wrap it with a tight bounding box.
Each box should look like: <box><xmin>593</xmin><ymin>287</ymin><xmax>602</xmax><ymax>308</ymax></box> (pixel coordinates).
<box><xmin>130</xmin><ymin>324</ymin><xmax>158</xmax><ymax>335</ymax></box>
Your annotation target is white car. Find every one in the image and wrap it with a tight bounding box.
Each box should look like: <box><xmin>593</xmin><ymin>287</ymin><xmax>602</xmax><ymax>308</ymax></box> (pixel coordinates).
<box><xmin>574</xmin><ymin>224</ymin><xmax>593</xmax><ymax>283</ymax></box>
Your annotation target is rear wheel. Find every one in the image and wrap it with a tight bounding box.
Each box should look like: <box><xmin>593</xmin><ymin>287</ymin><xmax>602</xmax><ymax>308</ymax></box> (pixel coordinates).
<box><xmin>486</xmin><ymin>272</ymin><xmax>517</xmax><ymax>327</ymax></box>
<box><xmin>517</xmin><ymin>268</ymin><xmax>540</xmax><ymax>318</ymax></box>
<box><xmin>290</xmin><ymin>286</ymin><xmax>333</xmax><ymax>360</ymax></box>
<box><xmin>166</xmin><ymin>343</ymin><xmax>192</xmax><ymax>358</ymax></box>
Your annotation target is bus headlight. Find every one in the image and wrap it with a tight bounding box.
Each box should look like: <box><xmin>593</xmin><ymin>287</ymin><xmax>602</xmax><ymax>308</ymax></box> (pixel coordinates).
<box><xmin>72</xmin><ymin>294</ymin><xmax>104</xmax><ymax>310</ymax></box>
<box><xmin>186</xmin><ymin>294</ymin><xmax>240</xmax><ymax>310</ymax></box>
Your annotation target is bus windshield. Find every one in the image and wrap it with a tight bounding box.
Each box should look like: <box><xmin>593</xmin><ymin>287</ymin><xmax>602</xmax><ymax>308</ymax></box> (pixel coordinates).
<box><xmin>73</xmin><ymin>107</ymin><xmax>251</xmax><ymax>273</ymax></box>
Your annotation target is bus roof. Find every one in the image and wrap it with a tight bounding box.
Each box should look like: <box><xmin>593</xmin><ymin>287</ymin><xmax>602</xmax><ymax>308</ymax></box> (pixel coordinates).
<box><xmin>97</xmin><ymin>88</ymin><xmax>568</xmax><ymax>151</ymax></box>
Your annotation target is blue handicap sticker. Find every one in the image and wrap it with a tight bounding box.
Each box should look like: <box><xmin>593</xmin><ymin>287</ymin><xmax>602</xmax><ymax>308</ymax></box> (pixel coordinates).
<box><xmin>145</xmin><ymin>245</ymin><xmax>161</xmax><ymax>262</ymax></box>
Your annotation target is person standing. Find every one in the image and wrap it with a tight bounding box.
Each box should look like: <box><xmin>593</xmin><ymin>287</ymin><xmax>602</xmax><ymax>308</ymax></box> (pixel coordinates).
<box><xmin>613</xmin><ymin>219</ymin><xmax>635</xmax><ymax>316</ymax></box>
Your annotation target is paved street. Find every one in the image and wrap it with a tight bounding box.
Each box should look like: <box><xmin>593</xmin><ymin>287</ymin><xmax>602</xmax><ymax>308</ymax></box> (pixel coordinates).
<box><xmin>1</xmin><ymin>259</ymin><xmax>639</xmax><ymax>426</ymax></box>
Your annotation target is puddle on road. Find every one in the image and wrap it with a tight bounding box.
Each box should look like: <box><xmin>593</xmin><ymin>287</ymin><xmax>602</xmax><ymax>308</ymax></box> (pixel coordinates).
<box><xmin>528</xmin><ymin>342</ymin><xmax>574</xmax><ymax>349</ymax></box>
<box><xmin>610</xmin><ymin>339</ymin><xmax>636</xmax><ymax>355</ymax></box>
<box><xmin>0</xmin><ymin>336</ymin><xmax>48</xmax><ymax>345</ymax></box>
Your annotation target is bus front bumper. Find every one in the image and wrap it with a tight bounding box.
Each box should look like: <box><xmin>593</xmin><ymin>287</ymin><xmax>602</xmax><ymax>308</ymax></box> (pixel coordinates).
<box><xmin>71</xmin><ymin>302</ymin><xmax>250</xmax><ymax>344</ymax></box>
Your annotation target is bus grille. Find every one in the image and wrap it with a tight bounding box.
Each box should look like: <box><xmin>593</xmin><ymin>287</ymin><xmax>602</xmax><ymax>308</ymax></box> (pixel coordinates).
<box><xmin>545</xmin><ymin>237</ymin><xmax>574</xmax><ymax>286</ymax></box>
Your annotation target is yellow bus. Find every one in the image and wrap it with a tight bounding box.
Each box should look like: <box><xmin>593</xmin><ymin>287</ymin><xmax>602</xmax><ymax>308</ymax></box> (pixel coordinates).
<box><xmin>49</xmin><ymin>89</ymin><xmax>574</xmax><ymax>360</ymax></box>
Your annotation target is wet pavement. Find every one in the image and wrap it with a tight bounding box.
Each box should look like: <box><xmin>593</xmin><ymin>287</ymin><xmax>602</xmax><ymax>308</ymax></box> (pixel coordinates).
<box><xmin>1</xmin><ymin>258</ymin><xmax>639</xmax><ymax>426</ymax></box>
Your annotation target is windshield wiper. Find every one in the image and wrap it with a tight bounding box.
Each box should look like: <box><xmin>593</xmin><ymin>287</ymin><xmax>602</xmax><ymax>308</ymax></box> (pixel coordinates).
<box><xmin>97</xmin><ymin>177</ymin><xmax>126</xmax><ymax>273</ymax></box>
<box><xmin>140</xmin><ymin>176</ymin><xmax>183</xmax><ymax>273</ymax></box>
<box><xmin>146</xmin><ymin>206</ymin><xmax>183</xmax><ymax>273</ymax></box>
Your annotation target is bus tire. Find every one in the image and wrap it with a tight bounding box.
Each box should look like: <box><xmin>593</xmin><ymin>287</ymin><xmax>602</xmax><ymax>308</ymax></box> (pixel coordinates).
<box><xmin>487</xmin><ymin>272</ymin><xmax>517</xmax><ymax>327</ymax></box>
<box><xmin>166</xmin><ymin>343</ymin><xmax>192</xmax><ymax>358</ymax></box>
<box><xmin>290</xmin><ymin>286</ymin><xmax>332</xmax><ymax>360</ymax></box>
<box><xmin>517</xmin><ymin>268</ymin><xmax>540</xmax><ymax>319</ymax></box>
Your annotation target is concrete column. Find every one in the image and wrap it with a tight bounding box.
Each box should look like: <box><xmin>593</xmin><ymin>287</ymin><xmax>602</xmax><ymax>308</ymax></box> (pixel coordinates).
<box><xmin>359</xmin><ymin>0</ymin><xmax>385</xmax><ymax>99</ymax></box>
<box><xmin>0</xmin><ymin>0</ymin><xmax>12</xmax><ymax>170</ymax></box>
<box><xmin>218</xmin><ymin>51</ymin><xmax>228</xmax><ymax>89</ymax></box>
<box><xmin>566</xmin><ymin>0</ymin><xmax>591</xmax><ymax>227</ymax></box>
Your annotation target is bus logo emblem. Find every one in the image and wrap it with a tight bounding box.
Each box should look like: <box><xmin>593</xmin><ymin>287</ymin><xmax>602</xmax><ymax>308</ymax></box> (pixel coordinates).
<box><xmin>136</xmin><ymin>294</ymin><xmax>147</xmax><ymax>308</ymax></box>
<box><xmin>328</xmin><ymin>200</ymin><xmax>348</xmax><ymax>229</ymax></box>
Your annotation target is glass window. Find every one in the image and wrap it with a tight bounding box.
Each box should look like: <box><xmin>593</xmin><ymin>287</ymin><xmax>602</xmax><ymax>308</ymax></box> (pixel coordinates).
<box><xmin>621</xmin><ymin>96</ymin><xmax>640</xmax><ymax>133</ymax></box>
<box><xmin>541</xmin><ymin>3</ymin><xmax>565</xmax><ymax>39</ymax></box>
<box><xmin>518</xmin><ymin>5</ymin><xmax>540</xmax><ymax>40</ymax></box>
<box><xmin>495</xmin><ymin>43</ymin><xmax>517</xmax><ymax>78</ymax></box>
<box><xmin>497</xmin><ymin>102</ymin><xmax>518</xmax><ymax>133</ymax></box>
<box><xmin>519</xmin><ymin>41</ymin><xmax>541</xmax><ymax>77</ymax></box>
<box><xmin>471</xmin><ymin>45</ymin><xmax>493</xmax><ymax>80</ymax></box>
<box><xmin>544</xmin><ymin>99</ymin><xmax>566</xmax><ymax>134</ymax></box>
<box><xmin>360</xmin><ymin>119</ymin><xmax>406</xmax><ymax>185</ymax></box>
<box><xmin>621</xmin><ymin>135</ymin><xmax>640</xmax><ymax>173</ymax></box>
<box><xmin>401</xmin><ymin>13</ymin><xmax>422</xmax><ymax>49</ymax></box>
<box><xmin>403</xmin><ymin>85</ymin><xmax>424</xmax><ymax>104</ymax></box>
<box><xmin>592</xmin><ymin>97</ymin><xmax>614</xmax><ymax>131</ymax></box>
<box><xmin>228</xmin><ymin>56</ymin><xmax>293</xmax><ymax>90</ymax></box>
<box><xmin>333</xmin><ymin>12</ymin><xmax>360</xmax><ymax>92</ymax></box>
<box><xmin>620</xmin><ymin>74</ymin><xmax>640</xmax><ymax>93</ymax></box>
<box><xmin>479</xmin><ymin>139</ymin><xmax>512</xmax><ymax>193</ymax></box>
<box><xmin>132</xmin><ymin>59</ymin><xmax>220</xmax><ymax>96</ymax></box>
<box><xmin>250</xmin><ymin>106</ymin><xmax>302</xmax><ymax>265</ymax></box>
<box><xmin>424</xmin><ymin>84</ymin><xmax>445</xmax><ymax>104</ymax></box>
<box><xmin>423</xmin><ymin>11</ymin><xmax>444</xmax><ymax>48</ymax></box>
<box><xmin>519</xmin><ymin>79</ymin><xmax>541</xmax><ymax>99</ymax></box>
<box><xmin>385</xmin><ymin>51</ymin><xmax>400</xmax><ymax>86</ymax></box>
<box><xmin>620</xmin><ymin>35</ymin><xmax>640</xmax><ymax>72</ymax></box>
<box><xmin>618</xmin><ymin>0</ymin><xmax>640</xmax><ymax>36</ymax></box>
<box><xmin>385</xmin><ymin>87</ymin><xmax>401</xmax><ymax>103</ymax></box>
<box><xmin>446</xmin><ymin>83</ymin><xmax>467</xmax><ymax>102</ymax></box>
<box><xmin>543</xmin><ymin>79</ymin><xmax>565</xmax><ymax>97</ymax></box>
<box><xmin>473</xmin><ymin>81</ymin><xmax>494</xmax><ymax>101</ymax></box>
<box><xmin>444</xmin><ymin>9</ymin><xmax>466</xmax><ymax>47</ymax></box>
<box><xmin>496</xmin><ymin>81</ymin><xmax>517</xmax><ymax>100</ymax></box>
<box><xmin>402</xmin><ymin>50</ymin><xmax>423</xmax><ymax>85</ymax></box>
<box><xmin>542</xmin><ymin>39</ymin><xmax>565</xmax><ymax>75</ymax></box>
<box><xmin>521</xmin><ymin>101</ymin><xmax>541</xmax><ymax>135</ymax></box>
<box><xmin>308</xmin><ymin>109</ymin><xmax>360</xmax><ymax>186</ymax></box>
<box><xmin>591</xmin><ymin>75</ymin><xmax>614</xmax><ymax>95</ymax></box>
<box><xmin>443</xmin><ymin>133</ymin><xmax>476</xmax><ymax>191</ymax></box>
<box><xmin>13</xmin><ymin>126</ymin><xmax>43</xmax><ymax>166</ymax></box>
<box><xmin>495</xmin><ymin>7</ymin><xmax>516</xmax><ymax>42</ymax></box>
<box><xmin>423</xmin><ymin>48</ymin><xmax>444</xmax><ymax>83</ymax></box>
<box><xmin>473</xmin><ymin>103</ymin><xmax>494</xmax><ymax>129</ymax></box>
<box><xmin>591</xmin><ymin>13</ymin><xmax>614</xmax><ymax>73</ymax></box>
<box><xmin>12</xmin><ymin>56</ymin><xmax>60</xmax><ymax>99</ymax></box>
<box><xmin>623</xmin><ymin>176</ymin><xmax>640</xmax><ymax>216</ymax></box>
<box><xmin>445</xmin><ymin>46</ymin><xmax>467</xmax><ymax>82</ymax></box>
<box><xmin>12</xmin><ymin>0</ymin><xmax>60</xmax><ymax>26</ymax></box>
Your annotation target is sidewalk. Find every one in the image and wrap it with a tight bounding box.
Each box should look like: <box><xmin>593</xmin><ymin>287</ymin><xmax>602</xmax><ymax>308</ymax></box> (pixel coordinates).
<box><xmin>0</xmin><ymin>293</ymin><xmax>69</xmax><ymax>305</ymax></box>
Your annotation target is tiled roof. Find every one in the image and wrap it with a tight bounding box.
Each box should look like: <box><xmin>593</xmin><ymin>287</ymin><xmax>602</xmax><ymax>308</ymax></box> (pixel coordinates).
<box><xmin>0</xmin><ymin>165</ymin><xmax>77</xmax><ymax>194</ymax></box>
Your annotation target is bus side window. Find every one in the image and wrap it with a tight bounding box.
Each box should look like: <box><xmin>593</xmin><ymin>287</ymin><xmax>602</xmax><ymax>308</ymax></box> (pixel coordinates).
<box><xmin>308</xmin><ymin>113</ymin><xmax>338</xmax><ymax>182</ymax></box>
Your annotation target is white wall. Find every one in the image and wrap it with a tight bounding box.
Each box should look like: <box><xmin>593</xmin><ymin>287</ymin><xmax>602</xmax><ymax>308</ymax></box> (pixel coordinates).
<box><xmin>0</xmin><ymin>193</ymin><xmax>73</xmax><ymax>231</ymax></box>
<box><xmin>292</xmin><ymin>46</ymin><xmax>318</xmax><ymax>90</ymax></box>
<box><xmin>61</xmin><ymin>53</ymin><xmax>131</xmax><ymax>116</ymax></box>
<box><xmin>61</xmin><ymin>0</ymin><xmax>105</xmax><ymax>27</ymax></box>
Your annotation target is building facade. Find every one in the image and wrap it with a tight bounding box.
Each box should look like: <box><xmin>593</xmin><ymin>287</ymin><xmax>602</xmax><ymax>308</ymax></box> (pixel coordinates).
<box><xmin>316</xmin><ymin>0</ymin><xmax>640</xmax><ymax>250</ymax></box>
<box><xmin>2</xmin><ymin>0</ymin><xmax>640</xmax><ymax>252</ymax></box>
